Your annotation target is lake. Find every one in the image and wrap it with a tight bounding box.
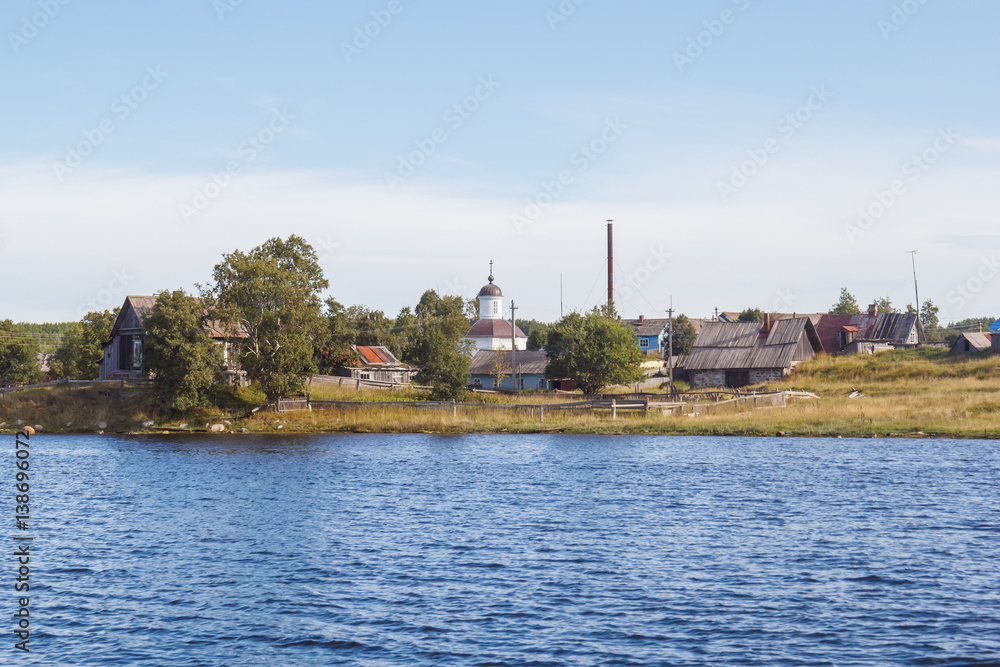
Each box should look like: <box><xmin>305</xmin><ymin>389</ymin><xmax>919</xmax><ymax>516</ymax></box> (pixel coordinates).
<box><xmin>18</xmin><ymin>434</ymin><xmax>1000</xmax><ymax>665</ymax></box>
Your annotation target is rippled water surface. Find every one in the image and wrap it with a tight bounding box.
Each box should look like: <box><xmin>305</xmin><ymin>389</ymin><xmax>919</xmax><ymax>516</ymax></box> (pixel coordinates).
<box><xmin>20</xmin><ymin>434</ymin><xmax>1000</xmax><ymax>665</ymax></box>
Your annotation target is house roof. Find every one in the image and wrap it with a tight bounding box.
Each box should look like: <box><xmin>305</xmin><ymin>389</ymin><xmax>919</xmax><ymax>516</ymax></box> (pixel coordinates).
<box><xmin>353</xmin><ymin>345</ymin><xmax>407</xmax><ymax>366</ymax></box>
<box><xmin>465</xmin><ymin>319</ymin><xmax>527</xmax><ymax>338</ymax></box>
<box><xmin>812</xmin><ymin>312</ymin><xmax>921</xmax><ymax>353</ymax></box>
<box><xmin>104</xmin><ymin>295</ymin><xmax>247</xmax><ymax>346</ymax></box>
<box><xmin>468</xmin><ymin>349</ymin><xmax>548</xmax><ymax>376</ymax></box>
<box><xmin>624</xmin><ymin>318</ymin><xmax>669</xmax><ymax>337</ymax></box>
<box><xmin>685</xmin><ymin>318</ymin><xmax>822</xmax><ymax>371</ymax></box>
<box><xmin>951</xmin><ymin>332</ymin><xmax>992</xmax><ymax>353</ymax></box>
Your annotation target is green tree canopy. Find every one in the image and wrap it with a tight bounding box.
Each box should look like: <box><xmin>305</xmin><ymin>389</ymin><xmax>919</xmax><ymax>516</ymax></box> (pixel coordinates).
<box><xmin>51</xmin><ymin>309</ymin><xmax>118</xmax><ymax>379</ymax></box>
<box><xmin>0</xmin><ymin>320</ymin><xmax>41</xmax><ymax>387</ymax></box>
<box><xmin>545</xmin><ymin>310</ymin><xmax>644</xmax><ymax>394</ymax></box>
<box><xmin>142</xmin><ymin>290</ymin><xmax>224</xmax><ymax>413</ymax></box>
<box><xmin>408</xmin><ymin>290</ymin><xmax>472</xmax><ymax>399</ymax></box>
<box><xmin>921</xmin><ymin>299</ymin><xmax>940</xmax><ymax>333</ymax></box>
<box><xmin>872</xmin><ymin>296</ymin><xmax>898</xmax><ymax>314</ymax></box>
<box><xmin>208</xmin><ymin>235</ymin><xmax>328</xmax><ymax>401</ymax></box>
<box><xmin>738</xmin><ymin>308</ymin><xmax>764</xmax><ymax>322</ymax></box>
<box><xmin>668</xmin><ymin>314</ymin><xmax>697</xmax><ymax>357</ymax></box>
<box><xmin>830</xmin><ymin>288</ymin><xmax>862</xmax><ymax>315</ymax></box>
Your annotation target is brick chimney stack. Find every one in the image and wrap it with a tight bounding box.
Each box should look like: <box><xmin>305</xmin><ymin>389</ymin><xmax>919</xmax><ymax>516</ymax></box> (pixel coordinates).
<box><xmin>763</xmin><ymin>313</ymin><xmax>771</xmax><ymax>333</ymax></box>
<box><xmin>639</xmin><ymin>314</ymin><xmax>644</xmax><ymax>323</ymax></box>
<box><xmin>868</xmin><ymin>303</ymin><xmax>878</xmax><ymax>316</ymax></box>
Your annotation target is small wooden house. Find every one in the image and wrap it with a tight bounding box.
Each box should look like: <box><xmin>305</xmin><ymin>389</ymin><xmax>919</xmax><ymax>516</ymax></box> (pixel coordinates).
<box><xmin>623</xmin><ymin>316</ymin><xmax>669</xmax><ymax>355</ymax></box>
<box><xmin>686</xmin><ymin>316</ymin><xmax>822</xmax><ymax>388</ymax></box>
<box><xmin>99</xmin><ymin>295</ymin><xmax>247</xmax><ymax>384</ymax></box>
<box><xmin>335</xmin><ymin>346</ymin><xmax>418</xmax><ymax>384</ymax></box>
<box><xmin>469</xmin><ymin>349</ymin><xmax>549</xmax><ymax>391</ymax></box>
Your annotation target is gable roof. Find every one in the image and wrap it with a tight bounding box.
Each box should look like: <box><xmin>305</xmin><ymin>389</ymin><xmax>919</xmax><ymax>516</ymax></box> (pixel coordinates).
<box><xmin>623</xmin><ymin>318</ymin><xmax>669</xmax><ymax>337</ymax></box>
<box><xmin>685</xmin><ymin>318</ymin><xmax>822</xmax><ymax>371</ymax></box>
<box><xmin>104</xmin><ymin>295</ymin><xmax>246</xmax><ymax>346</ymax></box>
<box><xmin>951</xmin><ymin>332</ymin><xmax>992</xmax><ymax>353</ymax></box>
<box><xmin>468</xmin><ymin>349</ymin><xmax>548</xmax><ymax>375</ymax></box>
<box><xmin>812</xmin><ymin>312</ymin><xmax>921</xmax><ymax>353</ymax></box>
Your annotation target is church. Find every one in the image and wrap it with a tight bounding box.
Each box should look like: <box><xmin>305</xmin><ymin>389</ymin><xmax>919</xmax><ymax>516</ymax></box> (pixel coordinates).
<box><xmin>463</xmin><ymin>264</ymin><xmax>527</xmax><ymax>351</ymax></box>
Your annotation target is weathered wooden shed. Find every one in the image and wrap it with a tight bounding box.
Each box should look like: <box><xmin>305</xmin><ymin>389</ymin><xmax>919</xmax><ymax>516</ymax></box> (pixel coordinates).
<box><xmin>950</xmin><ymin>332</ymin><xmax>992</xmax><ymax>355</ymax></box>
<box><xmin>335</xmin><ymin>346</ymin><xmax>419</xmax><ymax>384</ymax></box>
<box><xmin>686</xmin><ymin>316</ymin><xmax>822</xmax><ymax>388</ymax></box>
<box><xmin>469</xmin><ymin>349</ymin><xmax>549</xmax><ymax>391</ymax></box>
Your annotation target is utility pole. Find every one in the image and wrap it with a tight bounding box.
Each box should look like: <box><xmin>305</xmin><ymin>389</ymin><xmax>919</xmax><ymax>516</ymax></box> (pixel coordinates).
<box><xmin>510</xmin><ymin>300</ymin><xmax>518</xmax><ymax>393</ymax></box>
<box><xmin>714</xmin><ymin>307</ymin><xmax>719</xmax><ymax>322</ymax></box>
<box><xmin>560</xmin><ymin>273</ymin><xmax>563</xmax><ymax>319</ymax></box>
<box><xmin>666</xmin><ymin>298</ymin><xmax>674</xmax><ymax>395</ymax></box>
<box><xmin>906</xmin><ymin>250</ymin><xmax>920</xmax><ymax>312</ymax></box>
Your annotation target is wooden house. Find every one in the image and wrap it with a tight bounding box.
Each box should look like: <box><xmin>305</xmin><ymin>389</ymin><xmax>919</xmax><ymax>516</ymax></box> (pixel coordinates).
<box><xmin>99</xmin><ymin>295</ymin><xmax>247</xmax><ymax>384</ymax></box>
<box><xmin>334</xmin><ymin>346</ymin><xmax>418</xmax><ymax>384</ymax></box>
<box><xmin>685</xmin><ymin>315</ymin><xmax>823</xmax><ymax>388</ymax></box>
<box><xmin>950</xmin><ymin>332</ymin><xmax>992</xmax><ymax>355</ymax></box>
<box><xmin>622</xmin><ymin>316</ymin><xmax>668</xmax><ymax>355</ymax></box>
<box><xmin>469</xmin><ymin>349</ymin><xmax>549</xmax><ymax>391</ymax></box>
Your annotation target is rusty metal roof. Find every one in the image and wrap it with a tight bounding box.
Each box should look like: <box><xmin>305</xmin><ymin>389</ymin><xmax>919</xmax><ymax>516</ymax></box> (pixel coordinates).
<box><xmin>350</xmin><ymin>345</ymin><xmax>411</xmax><ymax>368</ymax></box>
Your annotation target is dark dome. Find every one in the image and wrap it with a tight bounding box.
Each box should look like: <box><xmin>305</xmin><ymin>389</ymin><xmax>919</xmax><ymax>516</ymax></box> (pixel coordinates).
<box><xmin>478</xmin><ymin>275</ymin><xmax>502</xmax><ymax>298</ymax></box>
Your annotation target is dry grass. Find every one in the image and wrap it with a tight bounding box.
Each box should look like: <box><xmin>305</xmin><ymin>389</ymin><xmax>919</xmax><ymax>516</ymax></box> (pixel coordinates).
<box><xmin>3</xmin><ymin>349</ymin><xmax>999</xmax><ymax>438</ymax></box>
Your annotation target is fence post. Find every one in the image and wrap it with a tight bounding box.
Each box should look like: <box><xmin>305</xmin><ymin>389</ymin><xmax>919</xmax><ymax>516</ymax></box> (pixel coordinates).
<box><xmin>66</xmin><ymin>378</ymin><xmax>71</xmax><ymax>393</ymax></box>
<box><xmin>611</xmin><ymin>399</ymin><xmax>617</xmax><ymax>420</ymax></box>
<box><xmin>540</xmin><ymin>407</ymin><xmax>544</xmax><ymax>423</ymax></box>
<box><xmin>452</xmin><ymin>399</ymin><xmax>457</xmax><ymax>418</ymax></box>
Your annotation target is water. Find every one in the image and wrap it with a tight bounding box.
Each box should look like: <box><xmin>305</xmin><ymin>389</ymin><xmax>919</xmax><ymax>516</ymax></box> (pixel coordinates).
<box><xmin>17</xmin><ymin>434</ymin><xmax>1000</xmax><ymax>665</ymax></box>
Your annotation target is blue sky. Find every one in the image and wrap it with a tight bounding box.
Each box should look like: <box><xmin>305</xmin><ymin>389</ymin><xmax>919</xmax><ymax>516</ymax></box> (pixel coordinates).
<box><xmin>3</xmin><ymin>0</ymin><xmax>999</xmax><ymax>324</ymax></box>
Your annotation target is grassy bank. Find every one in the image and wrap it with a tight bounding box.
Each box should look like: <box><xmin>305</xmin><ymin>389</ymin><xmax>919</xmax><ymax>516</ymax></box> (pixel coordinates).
<box><xmin>2</xmin><ymin>348</ymin><xmax>999</xmax><ymax>438</ymax></box>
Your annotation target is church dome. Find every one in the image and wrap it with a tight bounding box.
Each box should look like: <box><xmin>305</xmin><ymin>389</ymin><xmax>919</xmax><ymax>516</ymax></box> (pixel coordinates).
<box><xmin>478</xmin><ymin>275</ymin><xmax>502</xmax><ymax>298</ymax></box>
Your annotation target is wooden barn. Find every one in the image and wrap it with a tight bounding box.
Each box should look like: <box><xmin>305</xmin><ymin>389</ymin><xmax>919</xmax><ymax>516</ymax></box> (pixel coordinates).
<box><xmin>685</xmin><ymin>315</ymin><xmax>823</xmax><ymax>388</ymax></box>
<box><xmin>99</xmin><ymin>295</ymin><xmax>247</xmax><ymax>384</ymax></box>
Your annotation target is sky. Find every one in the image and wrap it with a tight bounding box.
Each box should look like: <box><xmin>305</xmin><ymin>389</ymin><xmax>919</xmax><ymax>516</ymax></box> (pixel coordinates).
<box><xmin>2</xmin><ymin>0</ymin><xmax>999</xmax><ymax>325</ymax></box>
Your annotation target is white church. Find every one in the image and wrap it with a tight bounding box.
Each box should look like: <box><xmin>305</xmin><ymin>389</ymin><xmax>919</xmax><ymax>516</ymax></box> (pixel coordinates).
<box><xmin>463</xmin><ymin>264</ymin><xmax>527</xmax><ymax>351</ymax></box>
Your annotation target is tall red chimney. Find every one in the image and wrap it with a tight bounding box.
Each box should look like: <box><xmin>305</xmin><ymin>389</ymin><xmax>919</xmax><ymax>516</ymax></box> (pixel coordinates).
<box><xmin>607</xmin><ymin>220</ymin><xmax>614</xmax><ymax>310</ymax></box>
<box><xmin>763</xmin><ymin>313</ymin><xmax>771</xmax><ymax>333</ymax></box>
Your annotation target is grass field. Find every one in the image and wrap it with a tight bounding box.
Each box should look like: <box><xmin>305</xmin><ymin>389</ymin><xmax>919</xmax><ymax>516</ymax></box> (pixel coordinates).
<box><xmin>2</xmin><ymin>348</ymin><xmax>998</xmax><ymax>438</ymax></box>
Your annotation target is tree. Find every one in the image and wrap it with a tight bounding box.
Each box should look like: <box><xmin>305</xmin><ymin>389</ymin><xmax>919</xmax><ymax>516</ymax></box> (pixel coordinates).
<box><xmin>872</xmin><ymin>296</ymin><xmax>898</xmax><ymax>314</ymax></box>
<box><xmin>51</xmin><ymin>309</ymin><xmax>118</xmax><ymax>379</ymax></box>
<box><xmin>545</xmin><ymin>309</ymin><xmax>644</xmax><ymax>394</ymax></box>
<box><xmin>142</xmin><ymin>290</ymin><xmax>224</xmax><ymax>413</ymax></box>
<box><xmin>0</xmin><ymin>321</ymin><xmax>41</xmax><ymax>387</ymax></box>
<box><xmin>208</xmin><ymin>235</ymin><xmax>328</xmax><ymax>401</ymax></box>
<box><xmin>407</xmin><ymin>290</ymin><xmax>472</xmax><ymax>399</ymax></box>
<box><xmin>920</xmin><ymin>299</ymin><xmax>940</xmax><ymax>332</ymax></box>
<box><xmin>830</xmin><ymin>288</ymin><xmax>861</xmax><ymax>315</ymax></box>
<box><xmin>526</xmin><ymin>324</ymin><xmax>548</xmax><ymax>351</ymax></box>
<box><xmin>490</xmin><ymin>355</ymin><xmax>511</xmax><ymax>390</ymax></box>
<box><xmin>738</xmin><ymin>308</ymin><xmax>764</xmax><ymax>322</ymax></box>
<box><xmin>669</xmin><ymin>314</ymin><xmax>698</xmax><ymax>357</ymax></box>
<box><xmin>316</xmin><ymin>298</ymin><xmax>356</xmax><ymax>374</ymax></box>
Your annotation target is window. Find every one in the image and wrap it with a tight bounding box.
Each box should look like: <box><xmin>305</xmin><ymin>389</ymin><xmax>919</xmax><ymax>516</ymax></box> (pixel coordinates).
<box><xmin>360</xmin><ymin>373</ymin><xmax>370</xmax><ymax>380</ymax></box>
<box><xmin>132</xmin><ymin>338</ymin><xmax>143</xmax><ymax>369</ymax></box>
<box><xmin>639</xmin><ymin>338</ymin><xmax>649</xmax><ymax>348</ymax></box>
<box><xmin>493</xmin><ymin>301</ymin><xmax>498</xmax><ymax>315</ymax></box>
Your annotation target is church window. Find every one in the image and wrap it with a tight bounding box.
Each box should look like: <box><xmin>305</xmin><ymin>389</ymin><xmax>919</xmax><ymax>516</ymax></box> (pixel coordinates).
<box><xmin>493</xmin><ymin>301</ymin><xmax>498</xmax><ymax>315</ymax></box>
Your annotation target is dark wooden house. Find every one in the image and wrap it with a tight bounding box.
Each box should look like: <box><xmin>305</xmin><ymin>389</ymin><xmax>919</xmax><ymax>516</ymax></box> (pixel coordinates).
<box><xmin>686</xmin><ymin>316</ymin><xmax>823</xmax><ymax>388</ymax></box>
<box><xmin>99</xmin><ymin>295</ymin><xmax>247</xmax><ymax>384</ymax></box>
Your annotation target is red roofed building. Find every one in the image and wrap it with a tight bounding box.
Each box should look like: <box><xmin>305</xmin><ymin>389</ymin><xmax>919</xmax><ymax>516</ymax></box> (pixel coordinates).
<box><xmin>336</xmin><ymin>345</ymin><xmax>418</xmax><ymax>384</ymax></box>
